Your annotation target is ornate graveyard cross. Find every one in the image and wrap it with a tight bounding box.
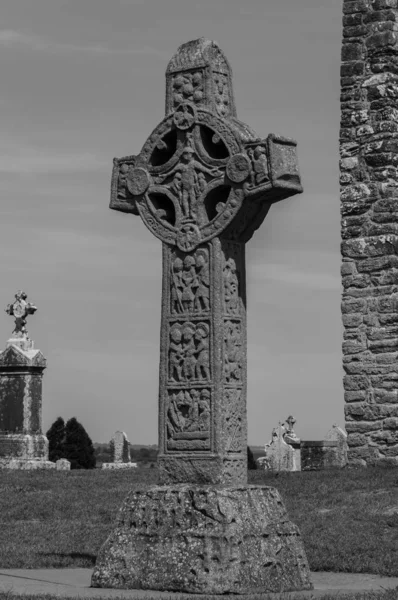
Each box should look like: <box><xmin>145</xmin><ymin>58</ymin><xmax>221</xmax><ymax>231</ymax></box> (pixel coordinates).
<box><xmin>5</xmin><ymin>291</ymin><xmax>37</xmax><ymax>349</ymax></box>
<box><xmin>110</xmin><ymin>38</ymin><xmax>302</xmax><ymax>485</ymax></box>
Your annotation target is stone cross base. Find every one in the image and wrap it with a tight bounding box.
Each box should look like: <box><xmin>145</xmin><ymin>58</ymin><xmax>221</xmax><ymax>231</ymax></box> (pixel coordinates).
<box><xmin>0</xmin><ymin>433</ymin><xmax>49</xmax><ymax>461</ymax></box>
<box><xmin>91</xmin><ymin>485</ymin><xmax>313</xmax><ymax>595</ymax></box>
<box><xmin>0</xmin><ymin>458</ymin><xmax>56</xmax><ymax>470</ymax></box>
<box><xmin>101</xmin><ymin>462</ymin><xmax>137</xmax><ymax>470</ymax></box>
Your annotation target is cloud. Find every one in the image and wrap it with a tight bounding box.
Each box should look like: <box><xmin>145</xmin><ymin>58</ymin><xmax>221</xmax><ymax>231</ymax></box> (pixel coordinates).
<box><xmin>0</xmin><ymin>29</ymin><xmax>164</xmax><ymax>57</ymax></box>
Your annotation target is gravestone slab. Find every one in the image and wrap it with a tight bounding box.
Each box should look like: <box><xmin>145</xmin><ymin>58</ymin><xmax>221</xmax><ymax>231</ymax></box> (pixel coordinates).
<box><xmin>102</xmin><ymin>430</ymin><xmax>137</xmax><ymax>469</ymax></box>
<box><xmin>56</xmin><ymin>458</ymin><xmax>71</xmax><ymax>470</ymax></box>
<box><xmin>0</xmin><ymin>292</ymin><xmax>55</xmax><ymax>470</ymax></box>
<box><xmin>92</xmin><ymin>38</ymin><xmax>312</xmax><ymax>594</ymax></box>
<box><xmin>258</xmin><ymin>423</ymin><xmax>299</xmax><ymax>472</ymax></box>
<box><xmin>324</xmin><ymin>424</ymin><xmax>348</xmax><ymax>468</ymax></box>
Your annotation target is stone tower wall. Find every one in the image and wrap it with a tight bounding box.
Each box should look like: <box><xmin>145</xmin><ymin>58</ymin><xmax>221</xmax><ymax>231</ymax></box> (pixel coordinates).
<box><xmin>341</xmin><ymin>0</ymin><xmax>398</xmax><ymax>466</ymax></box>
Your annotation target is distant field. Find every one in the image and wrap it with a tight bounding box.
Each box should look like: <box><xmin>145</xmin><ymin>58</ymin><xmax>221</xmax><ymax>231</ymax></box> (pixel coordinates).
<box><xmin>1</xmin><ymin>466</ymin><xmax>398</xmax><ymax>579</ymax></box>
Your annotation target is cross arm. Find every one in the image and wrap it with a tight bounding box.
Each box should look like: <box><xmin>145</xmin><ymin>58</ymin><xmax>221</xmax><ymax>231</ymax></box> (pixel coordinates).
<box><xmin>109</xmin><ymin>156</ymin><xmax>139</xmax><ymax>215</ymax></box>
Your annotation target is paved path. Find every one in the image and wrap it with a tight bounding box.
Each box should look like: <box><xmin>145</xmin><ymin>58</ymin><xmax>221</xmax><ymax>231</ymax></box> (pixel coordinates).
<box><xmin>0</xmin><ymin>569</ymin><xmax>397</xmax><ymax>598</ymax></box>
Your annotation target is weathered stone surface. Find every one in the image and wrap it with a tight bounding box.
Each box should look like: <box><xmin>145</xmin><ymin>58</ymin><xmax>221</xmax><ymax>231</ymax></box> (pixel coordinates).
<box><xmin>102</xmin><ymin>462</ymin><xmax>138</xmax><ymax>470</ymax></box>
<box><xmin>300</xmin><ymin>442</ymin><xmax>340</xmax><ymax>471</ymax></box>
<box><xmin>94</xmin><ymin>38</ymin><xmax>311</xmax><ymax>594</ymax></box>
<box><xmin>91</xmin><ymin>485</ymin><xmax>312</xmax><ymax>594</ymax></box>
<box><xmin>56</xmin><ymin>458</ymin><xmax>71</xmax><ymax>470</ymax></box>
<box><xmin>102</xmin><ymin>431</ymin><xmax>137</xmax><ymax>469</ymax></box>
<box><xmin>340</xmin><ymin>1</ymin><xmax>398</xmax><ymax>465</ymax></box>
<box><xmin>325</xmin><ymin>424</ymin><xmax>348</xmax><ymax>467</ymax></box>
<box><xmin>257</xmin><ymin>421</ymin><xmax>300</xmax><ymax>472</ymax></box>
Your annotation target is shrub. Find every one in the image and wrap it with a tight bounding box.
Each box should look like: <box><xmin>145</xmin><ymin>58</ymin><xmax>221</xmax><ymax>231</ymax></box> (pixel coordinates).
<box><xmin>63</xmin><ymin>417</ymin><xmax>96</xmax><ymax>470</ymax></box>
<box><xmin>46</xmin><ymin>417</ymin><xmax>66</xmax><ymax>462</ymax></box>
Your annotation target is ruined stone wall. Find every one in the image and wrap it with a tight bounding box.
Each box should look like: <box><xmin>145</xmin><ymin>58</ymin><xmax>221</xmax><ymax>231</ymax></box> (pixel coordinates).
<box><xmin>341</xmin><ymin>0</ymin><xmax>398</xmax><ymax>466</ymax></box>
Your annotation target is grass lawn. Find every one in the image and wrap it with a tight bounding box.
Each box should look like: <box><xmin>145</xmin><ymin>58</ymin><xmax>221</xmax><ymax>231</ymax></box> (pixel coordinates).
<box><xmin>0</xmin><ymin>592</ymin><xmax>398</xmax><ymax>600</ymax></box>
<box><xmin>1</xmin><ymin>466</ymin><xmax>398</xmax><ymax>588</ymax></box>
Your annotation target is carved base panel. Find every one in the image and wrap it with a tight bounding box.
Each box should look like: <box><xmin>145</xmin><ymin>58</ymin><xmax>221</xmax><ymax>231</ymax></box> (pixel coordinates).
<box><xmin>0</xmin><ymin>433</ymin><xmax>49</xmax><ymax>461</ymax></box>
<box><xmin>158</xmin><ymin>453</ymin><xmax>246</xmax><ymax>485</ymax></box>
<box><xmin>91</xmin><ymin>484</ymin><xmax>313</xmax><ymax>594</ymax></box>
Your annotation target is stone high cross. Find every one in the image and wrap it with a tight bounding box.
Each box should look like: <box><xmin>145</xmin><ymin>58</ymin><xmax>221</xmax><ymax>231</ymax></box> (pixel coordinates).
<box><xmin>110</xmin><ymin>38</ymin><xmax>302</xmax><ymax>485</ymax></box>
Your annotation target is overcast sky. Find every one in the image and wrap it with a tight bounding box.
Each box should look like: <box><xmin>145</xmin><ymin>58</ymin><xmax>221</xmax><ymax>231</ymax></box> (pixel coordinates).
<box><xmin>0</xmin><ymin>0</ymin><xmax>342</xmax><ymax>445</ymax></box>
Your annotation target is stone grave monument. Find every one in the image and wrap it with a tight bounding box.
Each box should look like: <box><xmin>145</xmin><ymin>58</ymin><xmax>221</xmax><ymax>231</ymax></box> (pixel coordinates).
<box><xmin>0</xmin><ymin>291</ymin><xmax>55</xmax><ymax>469</ymax></box>
<box><xmin>257</xmin><ymin>418</ymin><xmax>300</xmax><ymax>472</ymax></box>
<box><xmin>92</xmin><ymin>38</ymin><xmax>312</xmax><ymax>594</ymax></box>
<box><xmin>102</xmin><ymin>430</ymin><xmax>137</xmax><ymax>469</ymax></box>
<box><xmin>325</xmin><ymin>423</ymin><xmax>348</xmax><ymax>467</ymax></box>
<box><xmin>340</xmin><ymin>0</ymin><xmax>398</xmax><ymax>465</ymax></box>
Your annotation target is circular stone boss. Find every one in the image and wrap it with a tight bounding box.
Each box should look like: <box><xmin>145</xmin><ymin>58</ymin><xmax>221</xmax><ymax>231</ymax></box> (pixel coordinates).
<box><xmin>226</xmin><ymin>153</ymin><xmax>251</xmax><ymax>183</ymax></box>
<box><xmin>127</xmin><ymin>167</ymin><xmax>151</xmax><ymax>196</ymax></box>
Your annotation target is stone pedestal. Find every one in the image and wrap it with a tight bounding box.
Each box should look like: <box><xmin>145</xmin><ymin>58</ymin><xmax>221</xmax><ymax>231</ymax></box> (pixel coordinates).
<box><xmin>0</xmin><ymin>343</ymin><xmax>55</xmax><ymax>470</ymax></box>
<box><xmin>92</xmin><ymin>485</ymin><xmax>312</xmax><ymax>594</ymax></box>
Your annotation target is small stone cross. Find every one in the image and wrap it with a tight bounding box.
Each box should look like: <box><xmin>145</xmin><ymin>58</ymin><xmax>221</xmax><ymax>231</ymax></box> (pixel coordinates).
<box><xmin>109</xmin><ymin>38</ymin><xmax>302</xmax><ymax>485</ymax></box>
<box><xmin>5</xmin><ymin>291</ymin><xmax>37</xmax><ymax>348</ymax></box>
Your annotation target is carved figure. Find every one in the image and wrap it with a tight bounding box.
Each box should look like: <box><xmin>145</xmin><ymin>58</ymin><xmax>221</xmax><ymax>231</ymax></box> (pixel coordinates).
<box><xmin>117</xmin><ymin>164</ymin><xmax>130</xmax><ymax>198</ymax></box>
<box><xmin>194</xmin><ymin>322</ymin><xmax>210</xmax><ymax>380</ymax></box>
<box><xmin>158</xmin><ymin>142</ymin><xmax>222</xmax><ymax>219</ymax></box>
<box><xmin>181</xmin><ymin>256</ymin><xmax>197</xmax><ymax>312</ymax></box>
<box><xmin>167</xmin><ymin>388</ymin><xmax>210</xmax><ymax>438</ymax></box>
<box><xmin>249</xmin><ymin>145</ymin><xmax>269</xmax><ymax>187</ymax></box>
<box><xmin>224</xmin><ymin>257</ymin><xmax>239</xmax><ymax>314</ymax></box>
<box><xmin>194</xmin><ymin>250</ymin><xmax>210</xmax><ymax>311</ymax></box>
<box><xmin>169</xmin><ymin>324</ymin><xmax>184</xmax><ymax>381</ymax></box>
<box><xmin>182</xmin><ymin>323</ymin><xmax>196</xmax><ymax>380</ymax></box>
<box><xmin>224</xmin><ymin>321</ymin><xmax>242</xmax><ymax>382</ymax></box>
<box><xmin>171</xmin><ymin>249</ymin><xmax>210</xmax><ymax>315</ymax></box>
<box><xmin>198</xmin><ymin>390</ymin><xmax>211</xmax><ymax>431</ymax></box>
<box><xmin>168</xmin><ymin>321</ymin><xmax>211</xmax><ymax>383</ymax></box>
<box><xmin>171</xmin><ymin>257</ymin><xmax>184</xmax><ymax>314</ymax></box>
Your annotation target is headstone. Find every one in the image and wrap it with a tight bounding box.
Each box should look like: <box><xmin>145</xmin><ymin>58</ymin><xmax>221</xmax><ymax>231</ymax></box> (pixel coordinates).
<box><xmin>0</xmin><ymin>291</ymin><xmax>55</xmax><ymax>470</ymax></box>
<box><xmin>92</xmin><ymin>38</ymin><xmax>312</xmax><ymax>594</ymax></box>
<box><xmin>102</xmin><ymin>430</ymin><xmax>137</xmax><ymax>469</ymax></box>
<box><xmin>258</xmin><ymin>422</ymin><xmax>299</xmax><ymax>472</ymax></box>
<box><xmin>300</xmin><ymin>441</ymin><xmax>340</xmax><ymax>471</ymax></box>
<box><xmin>340</xmin><ymin>0</ymin><xmax>398</xmax><ymax>466</ymax></box>
<box><xmin>56</xmin><ymin>458</ymin><xmax>71</xmax><ymax>470</ymax></box>
<box><xmin>325</xmin><ymin>423</ymin><xmax>347</xmax><ymax>468</ymax></box>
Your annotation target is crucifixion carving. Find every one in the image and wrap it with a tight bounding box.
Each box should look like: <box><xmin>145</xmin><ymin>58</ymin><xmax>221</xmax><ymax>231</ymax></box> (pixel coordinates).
<box><xmin>110</xmin><ymin>38</ymin><xmax>302</xmax><ymax>484</ymax></box>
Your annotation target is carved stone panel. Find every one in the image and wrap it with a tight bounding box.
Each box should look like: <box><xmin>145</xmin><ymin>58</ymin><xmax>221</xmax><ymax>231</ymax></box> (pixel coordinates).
<box><xmin>222</xmin><ymin>241</ymin><xmax>243</xmax><ymax>316</ymax></box>
<box><xmin>224</xmin><ymin>320</ymin><xmax>243</xmax><ymax>384</ymax></box>
<box><xmin>168</xmin><ymin>321</ymin><xmax>210</xmax><ymax>384</ymax></box>
<box><xmin>171</xmin><ymin>71</ymin><xmax>205</xmax><ymax>109</ymax></box>
<box><xmin>170</xmin><ymin>247</ymin><xmax>210</xmax><ymax>315</ymax></box>
<box><xmin>222</xmin><ymin>388</ymin><xmax>244</xmax><ymax>453</ymax></box>
<box><xmin>166</xmin><ymin>388</ymin><xmax>211</xmax><ymax>451</ymax></box>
